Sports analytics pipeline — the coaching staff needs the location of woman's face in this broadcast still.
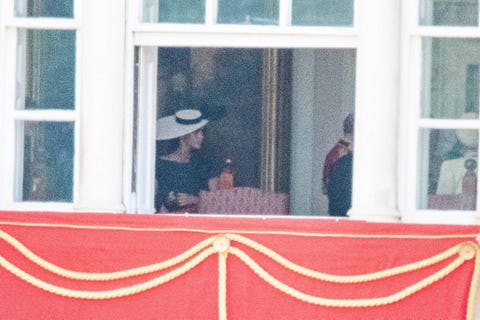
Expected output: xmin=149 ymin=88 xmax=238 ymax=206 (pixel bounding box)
xmin=183 ymin=129 xmax=204 ymax=150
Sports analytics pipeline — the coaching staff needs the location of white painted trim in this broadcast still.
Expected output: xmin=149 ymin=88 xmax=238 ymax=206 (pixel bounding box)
xmin=417 ymin=118 xmax=480 ymax=129
xmin=73 ymin=0 xmax=81 ymax=20
xmin=413 ymin=26 xmax=480 ymax=38
xmin=205 ymin=0 xmax=218 ymax=25
xmin=122 ymin=0 xmax=137 ymax=213
xmin=13 ymin=121 xmax=24 ymax=202
xmin=2 ymin=28 xmax=17 ymax=208
xmin=4 ymin=18 xmax=79 ymax=29
xmin=132 ymin=23 xmax=358 ymax=35
xmin=0 ymin=0 xmax=6 ymax=205
xmin=352 ymin=0 xmax=359 ymax=27
xmin=132 ymin=21 xmax=359 ymax=48
xmin=397 ymin=0 xmax=415 ymax=214
xmin=405 ymin=35 xmax=422 ymax=214
xmin=135 ymin=47 xmax=157 ymax=214
xmin=73 ymin=25 xmax=81 ymax=207
xmin=134 ymin=31 xmax=358 ymax=48
xmin=0 ymin=0 xmax=4 ymax=205
xmin=348 ymin=0 xmax=401 ymax=221
xmin=278 ymin=0 xmax=292 ymax=27
xmin=2 ymin=202 xmax=76 ymax=212
xmin=402 ymin=210 xmax=479 ymax=225
xmin=12 ymin=110 xmax=77 ymax=121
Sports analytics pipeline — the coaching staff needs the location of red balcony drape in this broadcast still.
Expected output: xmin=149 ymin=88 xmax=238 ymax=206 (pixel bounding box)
xmin=0 ymin=211 xmax=478 ymax=320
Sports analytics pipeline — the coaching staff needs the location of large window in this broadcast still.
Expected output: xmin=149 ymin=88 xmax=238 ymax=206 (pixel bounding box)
xmin=129 ymin=1 xmax=358 ymax=214
xmin=402 ymin=0 xmax=480 ymax=223
xmin=133 ymin=46 xmax=356 ymax=215
xmin=0 ymin=0 xmax=78 ymax=209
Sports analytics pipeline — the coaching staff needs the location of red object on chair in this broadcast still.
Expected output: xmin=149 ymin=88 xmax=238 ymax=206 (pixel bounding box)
xmin=197 ymin=187 xmax=289 ymax=215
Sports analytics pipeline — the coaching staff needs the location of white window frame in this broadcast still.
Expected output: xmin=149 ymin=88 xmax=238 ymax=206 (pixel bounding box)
xmin=0 ymin=0 xmax=81 ymax=211
xmin=399 ymin=0 xmax=480 ymax=224
xmin=123 ymin=0 xmax=359 ymax=213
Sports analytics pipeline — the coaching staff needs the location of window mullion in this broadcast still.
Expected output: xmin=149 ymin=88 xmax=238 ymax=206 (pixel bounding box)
xmin=413 ymin=26 xmax=480 ymax=38
xmin=205 ymin=0 xmax=218 ymax=25
xmin=418 ymin=119 xmax=480 ymax=130
xmin=5 ymin=17 xmax=79 ymax=30
xmin=12 ymin=110 xmax=77 ymax=122
xmin=1 ymin=28 xmax=18 ymax=207
xmin=279 ymin=0 xmax=292 ymax=27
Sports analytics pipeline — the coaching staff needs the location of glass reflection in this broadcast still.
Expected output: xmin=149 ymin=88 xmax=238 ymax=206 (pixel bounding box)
xmin=15 ymin=121 xmax=74 ymax=202
xmin=419 ymin=0 xmax=478 ymax=26
xmin=16 ymin=29 xmax=76 ymax=110
xmin=418 ymin=128 xmax=478 ymax=210
xmin=421 ymin=38 xmax=480 ymax=119
xmin=217 ymin=0 xmax=278 ymax=25
xmin=143 ymin=0 xmax=205 ymax=23
xmin=292 ymin=0 xmax=353 ymax=26
xmin=15 ymin=0 xmax=73 ymax=17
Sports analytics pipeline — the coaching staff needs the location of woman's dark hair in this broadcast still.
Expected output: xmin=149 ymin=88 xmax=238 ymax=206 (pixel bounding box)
xmin=156 ymin=138 xmax=180 ymax=156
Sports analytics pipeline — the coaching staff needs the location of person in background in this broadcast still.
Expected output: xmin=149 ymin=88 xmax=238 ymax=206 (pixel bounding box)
xmin=323 ymin=113 xmax=354 ymax=217
xmin=155 ymin=109 xmax=217 ymax=213
xmin=322 ymin=113 xmax=354 ymax=195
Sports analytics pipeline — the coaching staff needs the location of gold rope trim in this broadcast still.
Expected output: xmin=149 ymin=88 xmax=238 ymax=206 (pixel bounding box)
xmin=0 ymin=247 xmax=215 ymax=299
xmin=225 ymin=233 xmax=463 ymax=283
xmin=218 ymin=253 xmax=227 ymax=320
xmin=229 ymin=246 xmax=467 ymax=308
xmin=0 ymin=229 xmax=216 ymax=281
xmin=0 ymin=220 xmax=477 ymax=240
xmin=467 ymin=244 xmax=480 ymax=320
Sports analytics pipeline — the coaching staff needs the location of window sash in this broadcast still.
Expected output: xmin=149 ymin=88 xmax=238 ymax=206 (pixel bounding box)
xmin=0 ymin=4 xmax=80 ymax=209
xmin=399 ymin=0 xmax=480 ymax=223
xmin=127 ymin=1 xmax=360 ymax=214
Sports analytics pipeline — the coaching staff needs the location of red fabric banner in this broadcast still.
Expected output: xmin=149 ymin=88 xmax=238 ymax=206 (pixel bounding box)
xmin=0 ymin=211 xmax=479 ymax=320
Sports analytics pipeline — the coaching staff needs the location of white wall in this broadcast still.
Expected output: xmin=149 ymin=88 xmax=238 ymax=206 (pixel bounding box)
xmin=75 ymin=0 xmax=126 ymax=212
xmin=290 ymin=49 xmax=356 ymax=216
xmin=290 ymin=50 xmax=316 ymax=215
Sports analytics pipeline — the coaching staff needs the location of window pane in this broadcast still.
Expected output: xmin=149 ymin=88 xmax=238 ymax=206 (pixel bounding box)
xmin=217 ymin=0 xmax=278 ymax=25
xmin=15 ymin=0 xmax=73 ymax=18
xmin=418 ymin=128 xmax=478 ymax=210
xmin=16 ymin=29 xmax=76 ymax=110
xmin=292 ymin=0 xmax=353 ymax=26
xmin=419 ymin=0 xmax=478 ymax=26
xmin=143 ymin=0 xmax=205 ymax=23
xmin=15 ymin=121 xmax=74 ymax=202
xmin=156 ymin=47 xmax=263 ymax=190
xmin=421 ymin=38 xmax=480 ymax=119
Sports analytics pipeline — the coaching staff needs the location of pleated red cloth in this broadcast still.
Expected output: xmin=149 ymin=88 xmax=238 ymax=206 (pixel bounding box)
xmin=0 ymin=210 xmax=478 ymax=320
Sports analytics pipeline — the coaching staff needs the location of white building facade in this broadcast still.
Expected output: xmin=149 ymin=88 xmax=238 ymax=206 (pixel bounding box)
xmin=0 ymin=0 xmax=480 ymax=226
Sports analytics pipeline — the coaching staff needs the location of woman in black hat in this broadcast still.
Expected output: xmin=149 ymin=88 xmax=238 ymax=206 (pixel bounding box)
xmin=155 ymin=109 xmax=216 ymax=213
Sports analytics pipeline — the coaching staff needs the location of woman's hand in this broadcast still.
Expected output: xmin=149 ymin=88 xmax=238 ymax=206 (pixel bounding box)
xmin=176 ymin=193 xmax=199 ymax=207
xmin=208 ymin=177 xmax=220 ymax=191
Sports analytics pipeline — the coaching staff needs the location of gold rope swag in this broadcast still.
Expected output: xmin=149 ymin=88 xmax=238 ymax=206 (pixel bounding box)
xmin=0 ymin=229 xmax=478 ymax=320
